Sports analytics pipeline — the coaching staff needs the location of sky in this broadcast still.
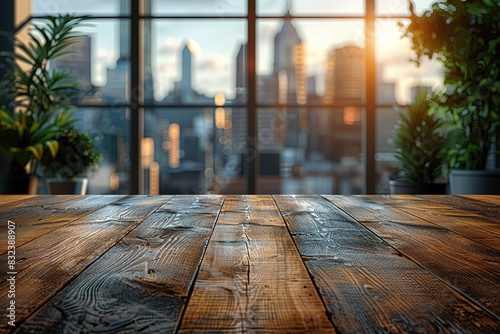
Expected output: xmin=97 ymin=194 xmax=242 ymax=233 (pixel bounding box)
xmin=31 ymin=0 xmax=442 ymax=104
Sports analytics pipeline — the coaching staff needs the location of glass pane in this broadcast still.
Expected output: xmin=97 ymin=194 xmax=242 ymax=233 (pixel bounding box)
xmin=31 ymin=0 xmax=129 ymax=15
xmin=211 ymin=107 xmax=247 ymax=194
xmin=376 ymin=19 xmax=442 ymax=105
xmin=257 ymin=108 xmax=362 ymax=194
xmin=151 ymin=19 xmax=246 ymax=103
xmin=257 ymin=19 xmax=365 ymax=105
xmin=258 ymin=0 xmax=364 ymax=16
xmin=144 ymin=108 xmax=205 ymax=194
xmin=376 ymin=0 xmax=438 ymax=16
xmin=376 ymin=107 xmax=400 ymax=194
xmin=84 ymin=108 xmax=131 ymax=194
xmin=45 ymin=19 xmax=129 ymax=103
xmin=151 ymin=0 xmax=247 ymax=16
xmin=38 ymin=108 xmax=131 ymax=194
xmin=144 ymin=107 xmax=246 ymax=194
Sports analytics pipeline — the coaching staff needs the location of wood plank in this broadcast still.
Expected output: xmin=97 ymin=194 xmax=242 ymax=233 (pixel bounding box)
xmin=323 ymin=195 xmax=500 ymax=318
xmin=164 ymin=194 xmax=227 ymax=214
xmin=359 ymin=195 xmax=500 ymax=250
xmin=418 ymin=194 xmax=500 ymax=223
xmin=0 ymin=195 xmax=35 ymax=206
xmin=273 ymin=195 xmax=396 ymax=257
xmin=178 ymin=195 xmax=335 ymax=333
xmin=15 ymin=195 xmax=224 ymax=333
xmin=0 ymin=195 xmax=82 ymax=221
xmin=0 ymin=195 xmax=171 ymax=332
xmin=0 ymin=195 xmax=126 ymax=248
xmin=275 ymin=195 xmax=499 ymax=333
xmin=461 ymin=195 xmax=500 ymax=206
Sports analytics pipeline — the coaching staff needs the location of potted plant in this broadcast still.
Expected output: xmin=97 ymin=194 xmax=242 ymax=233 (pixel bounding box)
xmin=389 ymin=91 xmax=448 ymax=194
xmin=400 ymin=0 xmax=500 ymax=194
xmin=0 ymin=15 xmax=84 ymax=194
xmin=41 ymin=126 xmax=102 ymax=194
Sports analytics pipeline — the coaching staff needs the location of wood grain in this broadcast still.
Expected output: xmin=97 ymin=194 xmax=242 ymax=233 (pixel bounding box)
xmin=0 ymin=195 xmax=126 ymax=248
xmin=418 ymin=194 xmax=500 ymax=222
xmin=461 ymin=195 xmax=500 ymax=206
xmin=0 ymin=195 xmax=169 ymax=332
xmin=0 ymin=194 xmax=498 ymax=334
xmin=0 ymin=195 xmax=34 ymax=206
xmin=0 ymin=195 xmax=81 ymax=222
xmin=15 ymin=195 xmax=223 ymax=333
xmin=178 ymin=195 xmax=335 ymax=333
xmin=364 ymin=195 xmax=500 ymax=250
xmin=275 ymin=195 xmax=499 ymax=333
xmin=323 ymin=195 xmax=500 ymax=318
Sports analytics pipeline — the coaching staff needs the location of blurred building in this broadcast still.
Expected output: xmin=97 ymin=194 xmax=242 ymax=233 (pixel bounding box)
xmin=51 ymin=35 xmax=93 ymax=95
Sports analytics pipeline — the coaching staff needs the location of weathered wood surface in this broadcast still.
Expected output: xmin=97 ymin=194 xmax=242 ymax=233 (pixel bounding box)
xmin=0 ymin=195 xmax=81 ymax=222
xmin=275 ymin=195 xmax=499 ymax=333
xmin=462 ymin=195 xmax=500 ymax=206
xmin=362 ymin=195 xmax=500 ymax=249
xmin=419 ymin=194 xmax=500 ymax=222
xmin=0 ymin=195 xmax=34 ymax=206
xmin=178 ymin=195 xmax=335 ymax=333
xmin=0 ymin=194 xmax=498 ymax=333
xmin=324 ymin=195 xmax=500 ymax=319
xmin=0 ymin=195 xmax=169 ymax=332
xmin=16 ymin=195 xmax=223 ymax=333
xmin=0 ymin=195 xmax=126 ymax=248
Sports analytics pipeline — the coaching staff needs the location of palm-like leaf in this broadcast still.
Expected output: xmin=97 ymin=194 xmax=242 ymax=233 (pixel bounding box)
xmin=390 ymin=91 xmax=447 ymax=184
xmin=0 ymin=15 xmax=85 ymax=175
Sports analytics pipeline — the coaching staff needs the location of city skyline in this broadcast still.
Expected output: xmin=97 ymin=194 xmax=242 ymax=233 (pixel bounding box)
xmin=33 ymin=0 xmax=443 ymax=104
xmin=38 ymin=0 xmax=437 ymax=194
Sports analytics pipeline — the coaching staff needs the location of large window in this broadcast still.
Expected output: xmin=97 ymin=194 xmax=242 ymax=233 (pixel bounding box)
xmin=5 ymin=0 xmax=441 ymax=194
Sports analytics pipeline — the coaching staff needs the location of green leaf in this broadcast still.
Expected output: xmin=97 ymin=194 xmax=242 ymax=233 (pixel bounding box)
xmin=46 ymin=139 xmax=59 ymax=158
xmin=25 ymin=144 xmax=44 ymax=161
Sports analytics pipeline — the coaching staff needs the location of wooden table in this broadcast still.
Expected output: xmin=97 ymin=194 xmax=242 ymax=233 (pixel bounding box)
xmin=0 ymin=194 xmax=499 ymax=333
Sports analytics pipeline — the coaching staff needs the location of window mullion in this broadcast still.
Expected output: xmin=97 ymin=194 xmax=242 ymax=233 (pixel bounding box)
xmin=247 ymin=0 xmax=258 ymax=194
xmin=131 ymin=0 xmax=143 ymax=194
xmin=364 ymin=0 xmax=376 ymax=194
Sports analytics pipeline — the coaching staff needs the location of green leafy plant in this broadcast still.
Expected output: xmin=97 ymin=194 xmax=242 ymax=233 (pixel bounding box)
xmin=41 ymin=126 xmax=102 ymax=180
xmin=400 ymin=0 xmax=500 ymax=170
xmin=0 ymin=15 xmax=85 ymax=176
xmin=390 ymin=91 xmax=447 ymax=184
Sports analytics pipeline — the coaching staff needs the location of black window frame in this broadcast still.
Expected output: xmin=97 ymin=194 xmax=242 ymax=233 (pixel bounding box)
xmin=1 ymin=0 xmax=415 ymax=194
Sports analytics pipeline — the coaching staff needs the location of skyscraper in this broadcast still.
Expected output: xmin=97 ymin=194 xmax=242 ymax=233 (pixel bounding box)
xmin=273 ymin=0 xmax=306 ymax=105
xmin=180 ymin=42 xmax=193 ymax=100
xmin=102 ymin=0 xmax=154 ymax=102
xmin=143 ymin=0 xmax=154 ymax=102
xmin=235 ymin=43 xmax=247 ymax=100
xmin=324 ymin=45 xmax=365 ymax=104
xmin=51 ymin=35 xmax=93 ymax=95
xmin=118 ymin=0 xmax=129 ymax=62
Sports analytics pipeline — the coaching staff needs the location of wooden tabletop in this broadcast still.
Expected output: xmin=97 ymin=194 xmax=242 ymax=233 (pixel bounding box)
xmin=0 ymin=194 xmax=499 ymax=333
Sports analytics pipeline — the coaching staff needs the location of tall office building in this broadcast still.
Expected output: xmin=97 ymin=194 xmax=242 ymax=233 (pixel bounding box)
xmin=51 ymin=35 xmax=93 ymax=94
xmin=324 ymin=45 xmax=365 ymax=104
xmin=163 ymin=41 xmax=211 ymax=103
xmin=102 ymin=0 xmax=154 ymax=102
xmin=273 ymin=0 xmax=305 ymax=105
xmin=318 ymin=45 xmax=366 ymax=162
xmin=235 ymin=43 xmax=247 ymax=100
xmin=180 ymin=42 xmax=194 ymax=101
xmin=143 ymin=0 xmax=154 ymax=102
xmin=232 ymin=2 xmax=307 ymax=177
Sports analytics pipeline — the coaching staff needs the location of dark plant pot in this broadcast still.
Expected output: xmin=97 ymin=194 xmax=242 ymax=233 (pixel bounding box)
xmin=449 ymin=169 xmax=500 ymax=195
xmin=389 ymin=179 xmax=448 ymax=195
xmin=0 ymin=174 xmax=39 ymax=194
xmin=47 ymin=177 xmax=88 ymax=195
